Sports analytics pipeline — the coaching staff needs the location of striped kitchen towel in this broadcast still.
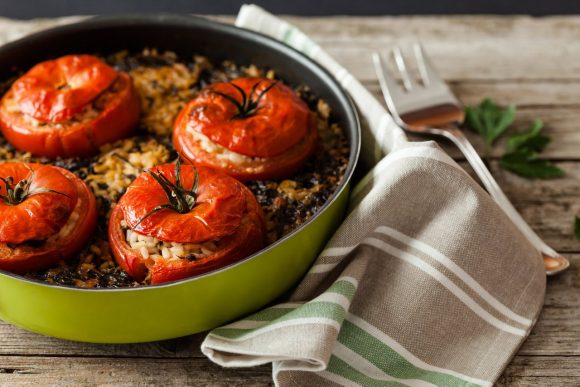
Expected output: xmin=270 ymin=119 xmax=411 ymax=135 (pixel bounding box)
xmin=201 ymin=4 xmax=546 ymax=386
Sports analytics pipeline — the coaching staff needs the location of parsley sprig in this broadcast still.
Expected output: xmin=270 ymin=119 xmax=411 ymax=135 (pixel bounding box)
xmin=464 ymin=98 xmax=564 ymax=179
xmin=465 ymin=98 xmax=576 ymax=243
xmin=465 ymin=98 xmax=515 ymax=159
xmin=499 ymin=119 xmax=565 ymax=179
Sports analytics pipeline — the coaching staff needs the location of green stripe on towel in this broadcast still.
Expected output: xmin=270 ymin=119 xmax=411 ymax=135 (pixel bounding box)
xmin=326 ymin=279 xmax=357 ymax=300
xmin=213 ymin=301 xmax=348 ymax=339
xmin=338 ymin=320 xmax=482 ymax=387
xmin=326 ymin=355 xmax=407 ymax=387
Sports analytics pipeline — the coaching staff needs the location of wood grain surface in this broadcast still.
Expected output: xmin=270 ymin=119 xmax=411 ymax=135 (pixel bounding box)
xmin=0 ymin=15 xmax=579 ymax=386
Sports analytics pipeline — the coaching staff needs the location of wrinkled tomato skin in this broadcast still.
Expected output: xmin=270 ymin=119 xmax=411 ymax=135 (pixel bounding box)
xmin=0 ymin=166 xmax=97 ymax=274
xmin=186 ymin=78 xmax=310 ymax=158
xmin=12 ymin=55 xmax=118 ymax=123
xmin=173 ymin=104 xmax=318 ymax=182
xmin=119 ymin=165 xmax=248 ymax=244
xmin=108 ymin=166 xmax=266 ymax=284
xmin=0 ymin=163 xmax=78 ymax=244
xmin=172 ymin=77 xmax=317 ymax=181
xmin=0 ymin=72 xmax=140 ymax=159
xmin=149 ymin=189 xmax=265 ymax=284
xmin=108 ymin=205 xmax=148 ymax=281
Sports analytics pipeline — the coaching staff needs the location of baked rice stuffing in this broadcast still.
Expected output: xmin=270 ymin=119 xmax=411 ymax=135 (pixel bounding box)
xmin=0 ymin=49 xmax=349 ymax=288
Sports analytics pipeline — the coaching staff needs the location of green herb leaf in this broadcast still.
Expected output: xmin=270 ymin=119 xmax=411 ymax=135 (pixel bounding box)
xmin=506 ymin=119 xmax=550 ymax=153
xmin=499 ymin=119 xmax=564 ymax=179
xmin=465 ymin=98 xmax=515 ymax=156
xmin=575 ymin=216 xmax=580 ymax=240
xmin=499 ymin=149 xmax=565 ymax=179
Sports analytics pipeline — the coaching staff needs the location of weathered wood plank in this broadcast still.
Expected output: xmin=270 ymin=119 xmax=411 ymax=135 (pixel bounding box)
xmin=457 ymin=161 xmax=580 ymax=253
xmin=284 ymin=16 xmax=580 ymax=82
xmin=3 ymin=353 xmax=580 ymax=387
xmin=445 ymin=81 xmax=580 ymax=108
xmin=519 ymin=255 xmax=580 ymax=356
xmin=499 ymin=356 xmax=580 ymax=386
xmin=286 ymin=16 xmax=580 ymax=44
xmin=364 ymin=82 xmax=580 ymax=160
xmin=0 ymin=356 xmax=272 ymax=386
xmin=1 ymin=354 xmax=580 ymax=387
xmin=0 ymin=326 xmax=207 ymax=358
xmin=5 ymin=16 xmax=580 ymax=84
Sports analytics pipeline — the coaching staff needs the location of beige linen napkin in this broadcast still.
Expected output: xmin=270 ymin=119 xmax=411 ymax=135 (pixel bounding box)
xmin=200 ymin=5 xmax=546 ymax=386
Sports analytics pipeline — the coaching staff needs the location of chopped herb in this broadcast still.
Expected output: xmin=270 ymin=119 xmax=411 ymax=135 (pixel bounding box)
xmin=465 ymin=98 xmax=515 ymax=158
xmin=499 ymin=120 xmax=564 ymax=179
xmin=575 ymin=217 xmax=580 ymax=240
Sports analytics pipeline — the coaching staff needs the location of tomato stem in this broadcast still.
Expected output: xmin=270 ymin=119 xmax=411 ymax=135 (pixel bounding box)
xmin=0 ymin=165 xmax=70 ymax=206
xmin=209 ymin=80 xmax=278 ymax=119
xmin=132 ymin=155 xmax=199 ymax=229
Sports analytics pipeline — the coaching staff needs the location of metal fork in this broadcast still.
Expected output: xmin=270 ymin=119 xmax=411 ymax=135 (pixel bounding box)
xmin=372 ymin=44 xmax=569 ymax=275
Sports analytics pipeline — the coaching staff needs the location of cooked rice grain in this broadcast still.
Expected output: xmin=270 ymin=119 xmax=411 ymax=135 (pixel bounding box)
xmin=125 ymin=225 xmax=217 ymax=262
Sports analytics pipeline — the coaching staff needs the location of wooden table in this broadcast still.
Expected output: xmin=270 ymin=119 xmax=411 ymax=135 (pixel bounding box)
xmin=0 ymin=15 xmax=579 ymax=386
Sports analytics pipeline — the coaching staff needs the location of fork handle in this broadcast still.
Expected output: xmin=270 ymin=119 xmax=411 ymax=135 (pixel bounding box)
xmin=441 ymin=126 xmax=569 ymax=275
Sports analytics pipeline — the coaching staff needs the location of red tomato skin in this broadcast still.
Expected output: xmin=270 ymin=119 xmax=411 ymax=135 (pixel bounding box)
xmin=0 ymin=167 xmax=97 ymax=274
xmin=0 ymin=163 xmax=78 ymax=244
xmin=108 ymin=205 xmax=148 ymax=281
xmin=186 ymin=78 xmax=310 ymax=158
xmin=108 ymin=169 xmax=266 ymax=284
xmin=173 ymin=105 xmax=318 ymax=182
xmin=119 ymin=165 xmax=247 ymax=244
xmin=149 ymin=189 xmax=265 ymax=284
xmin=12 ymin=55 xmax=118 ymax=123
xmin=0 ymin=72 xmax=140 ymax=158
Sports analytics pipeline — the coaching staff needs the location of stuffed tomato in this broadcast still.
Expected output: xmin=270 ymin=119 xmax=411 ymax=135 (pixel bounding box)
xmin=0 ymin=162 xmax=97 ymax=273
xmin=0 ymin=55 xmax=140 ymax=158
xmin=173 ymin=77 xmax=317 ymax=181
xmin=108 ymin=159 xmax=266 ymax=284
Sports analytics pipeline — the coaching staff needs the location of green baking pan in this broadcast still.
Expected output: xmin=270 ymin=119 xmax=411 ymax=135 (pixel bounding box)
xmin=0 ymin=14 xmax=360 ymax=343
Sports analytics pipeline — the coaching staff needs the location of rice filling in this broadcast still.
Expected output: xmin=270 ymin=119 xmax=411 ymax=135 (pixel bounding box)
xmin=122 ymin=220 xmax=217 ymax=262
xmin=189 ymin=127 xmax=266 ymax=165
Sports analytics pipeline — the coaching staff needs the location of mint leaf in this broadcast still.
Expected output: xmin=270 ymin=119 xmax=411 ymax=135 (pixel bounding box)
xmin=464 ymin=98 xmax=515 ymax=157
xmin=500 ymin=149 xmax=564 ymax=179
xmin=506 ymin=119 xmax=550 ymax=153
xmin=575 ymin=217 xmax=580 ymax=240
